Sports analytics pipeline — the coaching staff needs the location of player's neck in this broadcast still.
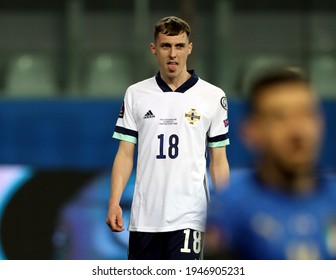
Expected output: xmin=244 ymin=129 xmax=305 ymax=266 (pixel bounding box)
xmin=257 ymin=163 xmax=317 ymax=195
xmin=160 ymin=70 xmax=191 ymax=91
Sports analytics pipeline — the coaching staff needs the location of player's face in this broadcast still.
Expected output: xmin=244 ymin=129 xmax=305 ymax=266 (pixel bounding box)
xmin=150 ymin=32 xmax=192 ymax=82
xmin=245 ymin=82 xmax=323 ymax=174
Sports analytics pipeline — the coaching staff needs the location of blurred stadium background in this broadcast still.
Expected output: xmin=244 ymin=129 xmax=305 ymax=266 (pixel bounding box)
xmin=1 ymin=0 xmax=336 ymax=260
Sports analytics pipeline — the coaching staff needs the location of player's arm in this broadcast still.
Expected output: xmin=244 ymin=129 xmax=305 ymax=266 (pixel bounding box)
xmin=106 ymin=140 xmax=135 ymax=232
xmin=209 ymin=146 xmax=230 ymax=191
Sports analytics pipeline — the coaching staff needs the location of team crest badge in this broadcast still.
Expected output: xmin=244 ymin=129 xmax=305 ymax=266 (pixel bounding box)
xmin=220 ymin=96 xmax=228 ymax=111
xmin=184 ymin=108 xmax=201 ymax=125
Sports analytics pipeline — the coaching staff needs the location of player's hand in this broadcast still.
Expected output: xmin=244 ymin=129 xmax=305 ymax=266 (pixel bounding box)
xmin=106 ymin=203 xmax=125 ymax=232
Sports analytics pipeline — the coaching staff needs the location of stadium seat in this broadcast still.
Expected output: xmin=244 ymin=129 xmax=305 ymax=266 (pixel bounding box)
xmin=4 ymin=53 xmax=58 ymax=97
xmin=83 ymin=53 xmax=131 ymax=98
xmin=310 ymin=55 xmax=336 ymax=98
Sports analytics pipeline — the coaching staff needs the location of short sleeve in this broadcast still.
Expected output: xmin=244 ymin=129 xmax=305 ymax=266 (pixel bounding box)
xmin=112 ymin=88 xmax=138 ymax=144
xmin=207 ymin=93 xmax=230 ymax=148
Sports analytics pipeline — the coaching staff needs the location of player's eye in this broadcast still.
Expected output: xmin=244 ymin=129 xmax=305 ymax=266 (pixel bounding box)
xmin=161 ymin=43 xmax=171 ymax=49
xmin=176 ymin=44 xmax=185 ymax=49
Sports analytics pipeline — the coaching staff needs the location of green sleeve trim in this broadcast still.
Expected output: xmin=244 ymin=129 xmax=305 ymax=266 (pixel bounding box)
xmin=208 ymin=139 xmax=230 ymax=148
xmin=112 ymin=132 xmax=137 ymax=144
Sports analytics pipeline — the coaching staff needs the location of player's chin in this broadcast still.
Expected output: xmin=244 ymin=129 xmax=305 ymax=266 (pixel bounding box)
xmin=165 ymin=70 xmax=180 ymax=79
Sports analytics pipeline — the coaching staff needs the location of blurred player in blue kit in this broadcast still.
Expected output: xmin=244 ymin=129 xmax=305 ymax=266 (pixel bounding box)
xmin=106 ymin=16 xmax=230 ymax=260
xmin=206 ymin=65 xmax=336 ymax=259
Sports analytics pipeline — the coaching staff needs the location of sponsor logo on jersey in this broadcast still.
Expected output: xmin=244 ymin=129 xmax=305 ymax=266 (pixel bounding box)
xmin=184 ymin=108 xmax=201 ymax=125
xmin=143 ymin=110 xmax=155 ymax=119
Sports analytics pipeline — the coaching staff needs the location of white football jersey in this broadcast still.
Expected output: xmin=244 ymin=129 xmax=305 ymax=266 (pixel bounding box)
xmin=113 ymin=71 xmax=229 ymax=232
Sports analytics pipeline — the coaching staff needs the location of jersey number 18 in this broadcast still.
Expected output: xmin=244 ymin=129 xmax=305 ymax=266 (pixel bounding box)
xmin=156 ymin=134 xmax=179 ymax=159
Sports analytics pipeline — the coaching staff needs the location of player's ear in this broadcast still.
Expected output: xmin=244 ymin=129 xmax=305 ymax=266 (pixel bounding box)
xmin=188 ymin=42 xmax=193 ymax=55
xmin=150 ymin=43 xmax=157 ymax=55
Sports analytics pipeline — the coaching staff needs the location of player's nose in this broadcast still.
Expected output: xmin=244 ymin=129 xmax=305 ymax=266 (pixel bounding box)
xmin=169 ymin=47 xmax=177 ymax=58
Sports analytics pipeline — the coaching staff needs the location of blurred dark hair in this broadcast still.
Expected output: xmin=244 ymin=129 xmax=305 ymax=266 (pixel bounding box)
xmin=154 ymin=16 xmax=191 ymax=41
xmin=246 ymin=64 xmax=310 ymax=114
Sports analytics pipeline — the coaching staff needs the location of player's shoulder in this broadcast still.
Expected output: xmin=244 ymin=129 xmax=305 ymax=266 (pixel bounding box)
xmin=127 ymin=76 xmax=156 ymax=91
xmin=196 ymin=77 xmax=226 ymax=96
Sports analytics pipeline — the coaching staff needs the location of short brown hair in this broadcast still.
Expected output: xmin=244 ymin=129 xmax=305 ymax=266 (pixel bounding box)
xmin=154 ymin=16 xmax=191 ymax=41
xmin=246 ymin=64 xmax=310 ymax=114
